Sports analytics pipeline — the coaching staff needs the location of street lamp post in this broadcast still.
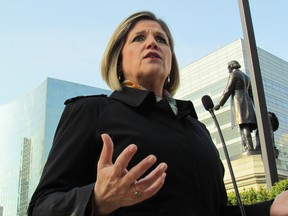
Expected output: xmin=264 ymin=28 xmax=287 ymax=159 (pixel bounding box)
xmin=237 ymin=0 xmax=278 ymax=188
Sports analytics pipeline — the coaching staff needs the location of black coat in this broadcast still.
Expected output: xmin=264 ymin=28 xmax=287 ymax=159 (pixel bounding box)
xmin=28 ymin=87 xmax=272 ymax=216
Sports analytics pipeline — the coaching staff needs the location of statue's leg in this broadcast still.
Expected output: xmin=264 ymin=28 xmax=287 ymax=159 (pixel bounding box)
xmin=270 ymin=128 xmax=279 ymax=158
xmin=240 ymin=127 xmax=247 ymax=150
xmin=255 ymin=129 xmax=260 ymax=150
xmin=271 ymin=129 xmax=276 ymax=153
xmin=240 ymin=126 xmax=254 ymax=151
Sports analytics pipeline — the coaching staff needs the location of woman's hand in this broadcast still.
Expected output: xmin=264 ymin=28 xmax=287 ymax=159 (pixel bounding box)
xmin=270 ymin=190 xmax=288 ymax=216
xmin=93 ymin=134 xmax=168 ymax=216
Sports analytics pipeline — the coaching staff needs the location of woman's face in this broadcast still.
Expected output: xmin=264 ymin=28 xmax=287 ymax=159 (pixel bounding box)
xmin=121 ymin=20 xmax=172 ymax=93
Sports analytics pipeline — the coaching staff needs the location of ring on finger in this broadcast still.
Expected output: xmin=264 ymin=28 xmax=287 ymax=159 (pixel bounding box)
xmin=133 ymin=184 xmax=142 ymax=197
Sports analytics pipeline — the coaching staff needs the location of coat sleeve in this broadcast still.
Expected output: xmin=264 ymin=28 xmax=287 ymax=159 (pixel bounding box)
xmin=28 ymin=97 xmax=106 ymax=216
xmin=218 ymin=73 xmax=238 ymax=107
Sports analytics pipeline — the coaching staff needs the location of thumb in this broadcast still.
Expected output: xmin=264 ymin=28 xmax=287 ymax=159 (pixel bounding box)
xmin=98 ymin=133 xmax=114 ymax=170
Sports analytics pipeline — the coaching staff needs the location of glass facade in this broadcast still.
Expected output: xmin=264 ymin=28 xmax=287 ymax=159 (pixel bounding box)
xmin=17 ymin=138 xmax=32 ymax=216
xmin=0 ymin=78 xmax=111 ymax=216
xmin=175 ymin=39 xmax=288 ymax=187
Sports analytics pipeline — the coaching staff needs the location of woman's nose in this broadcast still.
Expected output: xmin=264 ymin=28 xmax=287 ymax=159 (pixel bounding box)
xmin=146 ymin=36 xmax=159 ymax=49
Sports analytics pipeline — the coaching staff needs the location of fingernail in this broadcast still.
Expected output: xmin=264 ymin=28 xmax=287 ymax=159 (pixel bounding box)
xmin=128 ymin=144 xmax=136 ymax=152
xmin=160 ymin=163 xmax=168 ymax=171
xmin=147 ymin=155 xmax=156 ymax=163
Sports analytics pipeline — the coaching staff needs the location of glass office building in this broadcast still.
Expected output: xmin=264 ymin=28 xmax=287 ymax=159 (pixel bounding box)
xmin=0 ymin=78 xmax=111 ymax=216
xmin=175 ymin=38 xmax=288 ymax=189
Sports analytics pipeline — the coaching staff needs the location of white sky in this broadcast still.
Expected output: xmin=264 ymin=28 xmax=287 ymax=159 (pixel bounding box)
xmin=0 ymin=0 xmax=287 ymax=104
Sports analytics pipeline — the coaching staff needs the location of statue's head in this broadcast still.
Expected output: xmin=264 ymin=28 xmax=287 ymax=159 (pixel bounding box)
xmin=227 ymin=60 xmax=241 ymax=72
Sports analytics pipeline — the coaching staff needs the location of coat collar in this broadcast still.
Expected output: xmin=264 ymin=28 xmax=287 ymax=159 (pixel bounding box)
xmin=110 ymin=87 xmax=156 ymax=107
xmin=110 ymin=87 xmax=198 ymax=119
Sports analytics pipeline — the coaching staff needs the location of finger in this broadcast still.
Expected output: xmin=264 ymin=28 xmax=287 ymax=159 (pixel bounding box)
xmin=124 ymin=155 xmax=157 ymax=184
xmin=141 ymin=173 xmax=167 ymax=196
xmin=135 ymin=162 xmax=168 ymax=191
xmin=132 ymin=172 xmax=167 ymax=201
xmin=270 ymin=191 xmax=288 ymax=215
xmin=98 ymin=134 xmax=114 ymax=170
xmin=113 ymin=144 xmax=138 ymax=176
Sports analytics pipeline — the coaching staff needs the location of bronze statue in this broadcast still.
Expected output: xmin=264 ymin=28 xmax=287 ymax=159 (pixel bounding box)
xmin=255 ymin=111 xmax=279 ymax=158
xmin=214 ymin=60 xmax=257 ymax=152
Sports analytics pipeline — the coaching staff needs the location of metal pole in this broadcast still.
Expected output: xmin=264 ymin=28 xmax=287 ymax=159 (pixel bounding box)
xmin=237 ymin=0 xmax=278 ymax=188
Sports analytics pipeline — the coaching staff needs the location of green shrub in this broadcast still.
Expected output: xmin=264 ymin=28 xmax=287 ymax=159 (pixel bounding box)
xmin=227 ymin=178 xmax=288 ymax=205
xmin=269 ymin=178 xmax=288 ymax=199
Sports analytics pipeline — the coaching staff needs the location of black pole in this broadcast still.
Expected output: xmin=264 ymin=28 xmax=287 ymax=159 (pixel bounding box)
xmin=237 ymin=0 xmax=278 ymax=188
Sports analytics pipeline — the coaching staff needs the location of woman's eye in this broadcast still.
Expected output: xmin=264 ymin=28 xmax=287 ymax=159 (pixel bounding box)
xmin=156 ymin=36 xmax=167 ymax=44
xmin=132 ymin=35 xmax=144 ymax=42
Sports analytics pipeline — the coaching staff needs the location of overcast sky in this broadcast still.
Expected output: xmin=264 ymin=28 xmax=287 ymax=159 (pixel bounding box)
xmin=1 ymin=0 xmax=287 ymax=104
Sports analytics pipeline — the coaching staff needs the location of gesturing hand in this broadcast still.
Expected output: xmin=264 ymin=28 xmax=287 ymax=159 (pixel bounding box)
xmin=270 ymin=190 xmax=288 ymax=216
xmin=93 ymin=134 xmax=168 ymax=216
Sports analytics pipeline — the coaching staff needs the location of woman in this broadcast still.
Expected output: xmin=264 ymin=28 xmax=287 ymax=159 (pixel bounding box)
xmin=28 ymin=11 xmax=288 ymax=216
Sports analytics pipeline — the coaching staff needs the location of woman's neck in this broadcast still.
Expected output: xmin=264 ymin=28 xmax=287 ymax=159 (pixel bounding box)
xmin=122 ymin=80 xmax=163 ymax=97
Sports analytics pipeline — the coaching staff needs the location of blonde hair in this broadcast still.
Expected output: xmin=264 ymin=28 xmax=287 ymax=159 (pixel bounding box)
xmin=101 ymin=11 xmax=180 ymax=95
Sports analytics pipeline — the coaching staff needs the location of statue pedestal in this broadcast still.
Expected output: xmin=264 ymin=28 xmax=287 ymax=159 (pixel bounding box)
xmin=222 ymin=152 xmax=285 ymax=192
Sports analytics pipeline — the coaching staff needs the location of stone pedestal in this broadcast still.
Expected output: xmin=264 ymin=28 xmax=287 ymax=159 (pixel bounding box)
xmin=223 ymin=153 xmax=286 ymax=192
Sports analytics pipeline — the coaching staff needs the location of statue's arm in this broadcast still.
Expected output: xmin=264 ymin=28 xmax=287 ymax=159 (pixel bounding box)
xmin=217 ymin=74 xmax=236 ymax=106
